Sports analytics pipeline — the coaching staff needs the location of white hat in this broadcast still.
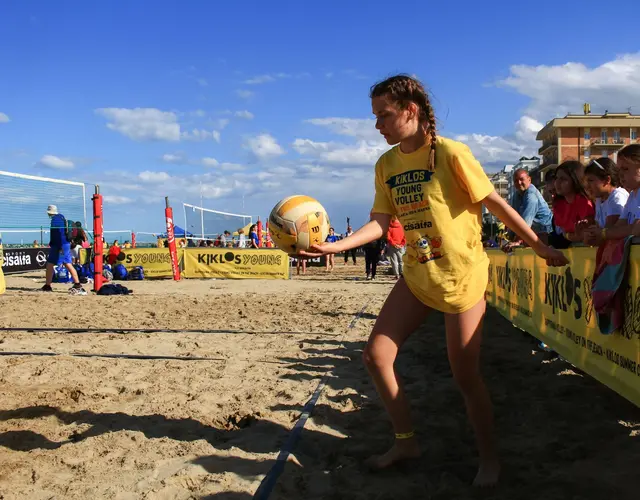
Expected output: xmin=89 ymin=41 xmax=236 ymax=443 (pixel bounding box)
xmin=47 ymin=205 xmax=58 ymax=215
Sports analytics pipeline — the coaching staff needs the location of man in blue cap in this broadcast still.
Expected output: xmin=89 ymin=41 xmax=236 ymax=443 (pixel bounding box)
xmin=40 ymin=204 xmax=87 ymax=295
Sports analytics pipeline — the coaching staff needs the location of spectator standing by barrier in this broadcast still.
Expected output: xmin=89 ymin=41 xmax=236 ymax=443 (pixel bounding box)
xmin=584 ymin=145 xmax=640 ymax=244
xmin=510 ymin=169 xmax=553 ymax=240
xmin=40 ymin=205 xmax=86 ymax=295
xmin=237 ymin=228 xmax=247 ymax=248
xmin=549 ymin=161 xmax=594 ymax=248
xmin=325 ymin=227 xmax=338 ymax=271
xmin=363 ymin=237 xmax=382 ymax=280
xmin=249 ymin=224 xmax=259 ymax=249
xmin=582 ymin=158 xmax=628 ymax=234
xmin=343 ymin=225 xmax=357 ymax=265
xmin=386 ymin=216 xmax=405 ymax=279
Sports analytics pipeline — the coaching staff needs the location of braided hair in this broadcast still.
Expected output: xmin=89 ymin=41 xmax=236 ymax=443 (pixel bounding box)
xmin=370 ymin=74 xmax=437 ymax=171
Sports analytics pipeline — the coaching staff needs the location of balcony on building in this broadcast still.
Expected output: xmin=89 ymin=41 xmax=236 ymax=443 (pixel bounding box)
xmin=538 ymin=137 xmax=558 ymax=155
xmin=590 ymin=138 xmax=626 ymax=148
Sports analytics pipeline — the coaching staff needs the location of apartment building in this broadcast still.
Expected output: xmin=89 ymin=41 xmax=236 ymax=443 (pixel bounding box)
xmin=531 ymin=107 xmax=640 ymax=193
xmin=490 ymin=169 xmax=511 ymax=202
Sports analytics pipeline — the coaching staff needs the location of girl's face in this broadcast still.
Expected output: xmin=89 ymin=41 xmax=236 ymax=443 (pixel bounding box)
xmin=554 ymin=169 xmax=575 ymax=197
xmin=329 ymin=228 xmax=334 ymax=235
xmin=619 ymin=158 xmax=640 ymax=191
xmin=372 ymin=95 xmax=420 ymax=145
xmin=584 ymin=174 xmax=609 ymax=198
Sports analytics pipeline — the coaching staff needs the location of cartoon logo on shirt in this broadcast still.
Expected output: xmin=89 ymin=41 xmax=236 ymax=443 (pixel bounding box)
xmin=408 ymin=234 xmax=443 ymax=264
xmin=386 ymin=169 xmax=432 ymax=215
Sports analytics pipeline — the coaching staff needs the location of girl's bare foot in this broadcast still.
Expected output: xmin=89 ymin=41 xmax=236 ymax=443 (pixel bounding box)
xmin=472 ymin=460 xmax=500 ymax=487
xmin=365 ymin=438 xmax=421 ymax=470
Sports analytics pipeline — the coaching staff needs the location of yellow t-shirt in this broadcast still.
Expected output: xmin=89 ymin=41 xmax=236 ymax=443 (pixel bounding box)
xmin=372 ymin=136 xmax=494 ymax=313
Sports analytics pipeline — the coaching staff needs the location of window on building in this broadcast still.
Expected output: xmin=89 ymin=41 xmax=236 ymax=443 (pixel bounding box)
xmin=584 ymin=128 xmax=590 ymax=140
xmin=613 ymin=129 xmax=620 ymax=143
xmin=584 ymin=148 xmax=591 ymax=159
xmin=632 ymin=128 xmax=638 ymax=141
xmin=601 ymin=128 xmax=608 ymax=142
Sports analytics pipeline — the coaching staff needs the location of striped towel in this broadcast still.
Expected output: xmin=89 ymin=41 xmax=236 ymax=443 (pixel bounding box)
xmin=591 ymin=236 xmax=633 ymax=334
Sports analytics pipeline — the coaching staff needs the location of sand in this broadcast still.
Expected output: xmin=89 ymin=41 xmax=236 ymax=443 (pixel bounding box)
xmin=0 ymin=263 xmax=638 ymax=500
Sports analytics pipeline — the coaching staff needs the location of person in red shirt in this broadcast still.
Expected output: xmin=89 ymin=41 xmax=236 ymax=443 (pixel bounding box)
xmin=551 ymin=161 xmax=595 ymax=247
xmin=386 ymin=216 xmax=406 ymax=279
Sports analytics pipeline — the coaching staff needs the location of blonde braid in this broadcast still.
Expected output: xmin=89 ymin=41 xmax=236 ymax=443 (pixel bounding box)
xmin=426 ymin=101 xmax=437 ymax=171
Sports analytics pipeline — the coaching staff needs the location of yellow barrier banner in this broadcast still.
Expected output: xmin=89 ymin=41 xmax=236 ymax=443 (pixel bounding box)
xmin=183 ymin=248 xmax=289 ymax=279
xmin=487 ymin=247 xmax=640 ymax=408
xmin=118 ymin=248 xmax=184 ymax=278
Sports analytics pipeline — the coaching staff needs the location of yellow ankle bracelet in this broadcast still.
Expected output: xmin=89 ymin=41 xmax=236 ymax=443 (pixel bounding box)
xmin=395 ymin=431 xmax=415 ymax=440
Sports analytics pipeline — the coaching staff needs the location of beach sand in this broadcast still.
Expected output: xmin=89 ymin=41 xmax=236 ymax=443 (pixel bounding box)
xmin=0 ymin=263 xmax=638 ymax=499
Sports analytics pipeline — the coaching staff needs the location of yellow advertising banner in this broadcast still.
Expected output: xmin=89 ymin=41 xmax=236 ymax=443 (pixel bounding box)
xmin=487 ymin=247 xmax=640 ymax=408
xmin=183 ymin=248 xmax=289 ymax=280
xmin=117 ymin=248 xmax=182 ymax=278
xmin=0 ymin=247 xmax=4 ymax=294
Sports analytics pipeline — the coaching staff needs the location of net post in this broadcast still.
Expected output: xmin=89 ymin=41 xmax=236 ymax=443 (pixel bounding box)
xmin=164 ymin=197 xmax=181 ymax=281
xmin=131 ymin=232 xmax=136 ymax=249
xmin=92 ymin=185 xmax=104 ymax=292
xmin=257 ymin=217 xmax=263 ymax=248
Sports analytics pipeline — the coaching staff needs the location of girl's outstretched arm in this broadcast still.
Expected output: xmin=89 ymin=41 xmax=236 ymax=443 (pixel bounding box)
xmin=301 ymin=213 xmax=391 ymax=257
xmin=483 ymin=191 xmax=568 ymax=266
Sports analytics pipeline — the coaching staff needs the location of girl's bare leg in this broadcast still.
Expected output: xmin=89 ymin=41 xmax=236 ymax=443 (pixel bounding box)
xmin=444 ymin=299 xmax=500 ymax=487
xmin=363 ymin=278 xmax=430 ymax=469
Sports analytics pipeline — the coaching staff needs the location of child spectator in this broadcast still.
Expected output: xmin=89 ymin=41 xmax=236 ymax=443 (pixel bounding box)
xmin=549 ymin=161 xmax=595 ymax=248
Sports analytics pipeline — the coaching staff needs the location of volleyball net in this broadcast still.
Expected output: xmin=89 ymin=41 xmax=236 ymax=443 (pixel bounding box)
xmin=0 ymin=170 xmax=88 ymax=247
xmin=182 ymin=203 xmax=253 ymax=243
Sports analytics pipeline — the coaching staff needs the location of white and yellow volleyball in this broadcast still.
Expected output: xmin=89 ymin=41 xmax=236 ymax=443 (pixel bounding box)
xmin=268 ymin=195 xmax=330 ymax=254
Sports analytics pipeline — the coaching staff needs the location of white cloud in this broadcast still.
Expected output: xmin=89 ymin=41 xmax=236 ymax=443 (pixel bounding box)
xmin=453 ymin=53 xmax=640 ymax=168
xmin=201 ymin=157 xmax=219 ymax=167
xmin=244 ymin=74 xmax=276 ymax=84
xmin=243 ymin=72 xmax=309 ymax=85
xmin=138 ymin=171 xmax=171 ymax=183
xmin=37 ymin=155 xmax=75 ymax=170
xmin=103 ymin=195 xmax=133 ymax=204
xmin=196 ymin=78 xmax=208 ymax=87
xmin=234 ymin=110 xmax=254 ymax=120
xmin=498 ymin=52 xmax=640 ymax=119
xmin=162 ymin=153 xmax=186 ymax=164
xmin=214 ymin=118 xmax=230 ymax=130
xmin=96 ymin=108 xmax=181 ymax=141
xmin=292 ymin=138 xmax=387 ymax=166
xmin=191 ymin=109 xmax=207 ymax=118
xmin=236 ymin=89 xmax=255 ymax=100
xmin=0 ymin=112 xmax=10 ymax=123
xmin=244 ymin=133 xmax=285 ymax=160
xmin=96 ymin=107 xmax=221 ymax=143
xmin=305 ymin=117 xmax=381 ymax=141
xmin=219 ymin=162 xmax=245 ymax=171
xmin=181 ymin=128 xmax=220 ymax=142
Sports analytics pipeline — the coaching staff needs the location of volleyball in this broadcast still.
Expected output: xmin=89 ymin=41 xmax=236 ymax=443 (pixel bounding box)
xmin=268 ymin=195 xmax=330 ymax=254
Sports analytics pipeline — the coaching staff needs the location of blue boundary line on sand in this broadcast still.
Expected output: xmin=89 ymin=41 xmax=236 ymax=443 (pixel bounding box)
xmin=252 ymin=302 xmax=370 ymax=500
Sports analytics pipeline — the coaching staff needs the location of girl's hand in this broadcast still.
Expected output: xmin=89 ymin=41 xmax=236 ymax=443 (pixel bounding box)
xmin=297 ymin=242 xmax=340 ymax=259
xmin=583 ymin=227 xmax=604 ymax=246
xmin=535 ymin=245 xmax=569 ymax=267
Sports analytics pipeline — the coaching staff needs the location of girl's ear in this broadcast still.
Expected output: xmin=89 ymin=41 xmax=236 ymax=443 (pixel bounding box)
xmin=406 ymin=101 xmax=419 ymax=120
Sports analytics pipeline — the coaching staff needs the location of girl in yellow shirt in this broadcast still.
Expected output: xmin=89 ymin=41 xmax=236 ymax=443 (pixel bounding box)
xmin=304 ymin=75 xmax=568 ymax=487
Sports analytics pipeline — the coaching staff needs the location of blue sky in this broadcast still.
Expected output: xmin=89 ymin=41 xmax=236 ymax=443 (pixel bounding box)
xmin=1 ymin=0 xmax=640 ymax=236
